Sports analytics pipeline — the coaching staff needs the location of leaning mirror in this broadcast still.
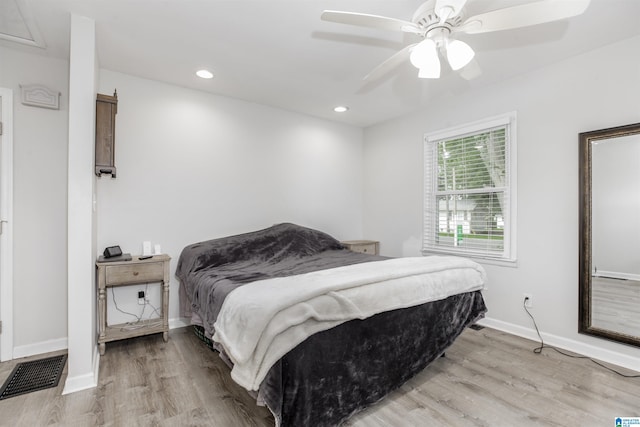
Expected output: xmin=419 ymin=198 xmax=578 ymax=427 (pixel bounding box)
xmin=579 ymin=122 xmax=640 ymax=347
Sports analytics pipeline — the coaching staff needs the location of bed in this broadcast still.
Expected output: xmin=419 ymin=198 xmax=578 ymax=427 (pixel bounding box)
xmin=176 ymin=223 xmax=487 ymax=426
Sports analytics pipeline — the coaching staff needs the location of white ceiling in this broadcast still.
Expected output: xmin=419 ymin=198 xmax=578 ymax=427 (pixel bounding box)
xmin=3 ymin=0 xmax=640 ymax=127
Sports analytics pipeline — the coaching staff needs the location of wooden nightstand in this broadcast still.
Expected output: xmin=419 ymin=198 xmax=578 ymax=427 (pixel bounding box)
xmin=341 ymin=240 xmax=380 ymax=255
xmin=96 ymin=254 xmax=171 ymax=355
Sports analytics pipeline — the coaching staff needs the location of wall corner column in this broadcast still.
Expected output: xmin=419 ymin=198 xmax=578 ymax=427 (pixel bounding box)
xmin=64 ymin=13 xmax=99 ymax=394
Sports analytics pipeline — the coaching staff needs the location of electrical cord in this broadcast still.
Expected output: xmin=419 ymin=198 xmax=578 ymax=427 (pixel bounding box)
xmin=143 ymin=282 xmax=163 ymax=318
xmin=111 ymin=287 xmax=142 ymax=322
xmin=111 ymin=285 xmax=163 ymax=332
xmin=523 ymin=297 xmax=640 ymax=378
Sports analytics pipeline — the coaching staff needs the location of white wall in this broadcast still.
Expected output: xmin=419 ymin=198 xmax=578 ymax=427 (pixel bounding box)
xmin=363 ymin=35 xmax=640 ymax=364
xmin=3 ymin=19 xmax=638 ymax=374
xmin=0 ymin=46 xmax=69 ymax=356
xmin=96 ymin=70 xmax=364 ymax=324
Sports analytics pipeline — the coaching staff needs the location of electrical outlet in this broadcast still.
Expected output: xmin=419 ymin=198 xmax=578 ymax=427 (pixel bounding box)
xmin=138 ymin=291 xmax=145 ymax=305
xmin=523 ymin=293 xmax=533 ymax=308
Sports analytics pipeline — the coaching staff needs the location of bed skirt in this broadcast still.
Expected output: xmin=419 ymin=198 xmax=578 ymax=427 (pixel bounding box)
xmin=196 ymin=290 xmax=486 ymax=427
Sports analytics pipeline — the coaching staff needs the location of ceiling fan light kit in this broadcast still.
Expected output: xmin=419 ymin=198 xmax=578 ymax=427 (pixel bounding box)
xmin=409 ymin=29 xmax=475 ymax=78
xmin=446 ymin=39 xmax=475 ymax=71
xmin=321 ymin=0 xmax=591 ymax=82
xmin=410 ymin=39 xmax=440 ymax=78
xmin=418 ymin=64 xmax=440 ymax=79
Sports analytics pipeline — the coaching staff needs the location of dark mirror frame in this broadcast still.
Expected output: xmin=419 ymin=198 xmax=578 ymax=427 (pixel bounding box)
xmin=579 ymin=122 xmax=640 ymax=347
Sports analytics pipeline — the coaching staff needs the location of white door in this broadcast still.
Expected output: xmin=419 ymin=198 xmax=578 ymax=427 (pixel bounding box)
xmin=0 ymin=88 xmax=14 ymax=361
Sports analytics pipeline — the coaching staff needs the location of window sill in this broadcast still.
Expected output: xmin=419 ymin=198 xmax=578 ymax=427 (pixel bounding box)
xmin=421 ymin=249 xmax=518 ymax=268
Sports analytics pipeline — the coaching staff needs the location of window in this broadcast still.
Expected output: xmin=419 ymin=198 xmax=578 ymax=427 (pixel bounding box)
xmin=423 ymin=113 xmax=517 ymax=262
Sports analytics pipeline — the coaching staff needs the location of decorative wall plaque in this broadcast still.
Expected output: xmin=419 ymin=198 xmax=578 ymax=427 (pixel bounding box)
xmin=20 ymin=84 xmax=60 ymax=109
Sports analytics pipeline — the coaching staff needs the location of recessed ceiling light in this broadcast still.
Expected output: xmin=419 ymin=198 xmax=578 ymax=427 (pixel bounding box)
xmin=333 ymin=106 xmax=349 ymax=113
xmin=196 ymin=69 xmax=214 ymax=79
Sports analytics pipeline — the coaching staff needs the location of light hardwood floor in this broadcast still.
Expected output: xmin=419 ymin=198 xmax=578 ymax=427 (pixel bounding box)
xmin=0 ymin=326 xmax=638 ymax=427
xmin=592 ymin=277 xmax=640 ymax=337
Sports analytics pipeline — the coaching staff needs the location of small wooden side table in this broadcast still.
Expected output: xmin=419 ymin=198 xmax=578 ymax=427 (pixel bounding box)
xmin=341 ymin=240 xmax=380 ymax=255
xmin=96 ymin=254 xmax=171 ymax=355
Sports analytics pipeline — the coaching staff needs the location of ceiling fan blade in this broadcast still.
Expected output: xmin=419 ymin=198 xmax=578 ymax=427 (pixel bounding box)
xmin=435 ymin=0 xmax=469 ymax=20
xmin=321 ymin=10 xmax=422 ymax=34
xmin=456 ymin=0 xmax=591 ymax=34
xmin=363 ymin=43 xmax=418 ymax=83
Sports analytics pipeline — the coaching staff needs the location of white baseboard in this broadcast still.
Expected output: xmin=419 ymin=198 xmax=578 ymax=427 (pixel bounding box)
xmin=477 ymin=317 xmax=640 ymax=373
xmin=62 ymin=345 xmax=100 ymax=395
xmin=12 ymin=337 xmax=68 ymax=359
xmin=8 ymin=318 xmax=191 ymax=395
xmin=9 ymin=317 xmax=191 ymax=361
xmin=62 ymin=346 xmax=99 ymax=395
xmin=62 ymin=320 xmax=190 ymax=394
xmin=10 ymin=317 xmax=638 ymax=376
xmin=594 ymin=270 xmax=640 ymax=281
xmin=169 ymin=317 xmax=191 ymax=329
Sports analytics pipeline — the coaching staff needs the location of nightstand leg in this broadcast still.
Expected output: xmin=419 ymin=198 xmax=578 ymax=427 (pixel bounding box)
xmin=162 ymin=277 xmax=170 ymax=342
xmin=98 ymin=286 xmax=107 ymax=353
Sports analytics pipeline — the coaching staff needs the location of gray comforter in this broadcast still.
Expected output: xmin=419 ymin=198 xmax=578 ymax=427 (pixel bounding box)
xmin=176 ymin=223 xmax=487 ymax=426
xmin=176 ymin=222 xmax=386 ymax=339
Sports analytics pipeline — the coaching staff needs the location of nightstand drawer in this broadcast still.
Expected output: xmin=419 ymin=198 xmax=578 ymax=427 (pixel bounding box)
xmin=105 ymin=262 xmax=163 ymax=285
xmin=353 ymin=243 xmax=377 ymax=254
xmin=341 ymin=240 xmax=380 ymax=255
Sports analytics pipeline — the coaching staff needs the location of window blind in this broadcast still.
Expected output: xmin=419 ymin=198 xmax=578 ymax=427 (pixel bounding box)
xmin=423 ymin=121 xmax=512 ymax=259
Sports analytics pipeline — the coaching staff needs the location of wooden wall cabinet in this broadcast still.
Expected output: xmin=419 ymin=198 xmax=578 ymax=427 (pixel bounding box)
xmin=95 ymin=90 xmax=118 ymax=177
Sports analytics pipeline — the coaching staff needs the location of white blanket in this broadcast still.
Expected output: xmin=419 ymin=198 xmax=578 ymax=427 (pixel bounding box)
xmin=213 ymin=255 xmax=486 ymax=391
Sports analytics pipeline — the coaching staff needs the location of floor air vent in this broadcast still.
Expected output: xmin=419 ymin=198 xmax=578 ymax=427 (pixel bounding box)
xmin=469 ymin=324 xmax=485 ymax=331
xmin=0 ymin=354 xmax=67 ymax=400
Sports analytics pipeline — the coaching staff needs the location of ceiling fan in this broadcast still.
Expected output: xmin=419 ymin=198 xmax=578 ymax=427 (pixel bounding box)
xmin=321 ymin=0 xmax=591 ymax=81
